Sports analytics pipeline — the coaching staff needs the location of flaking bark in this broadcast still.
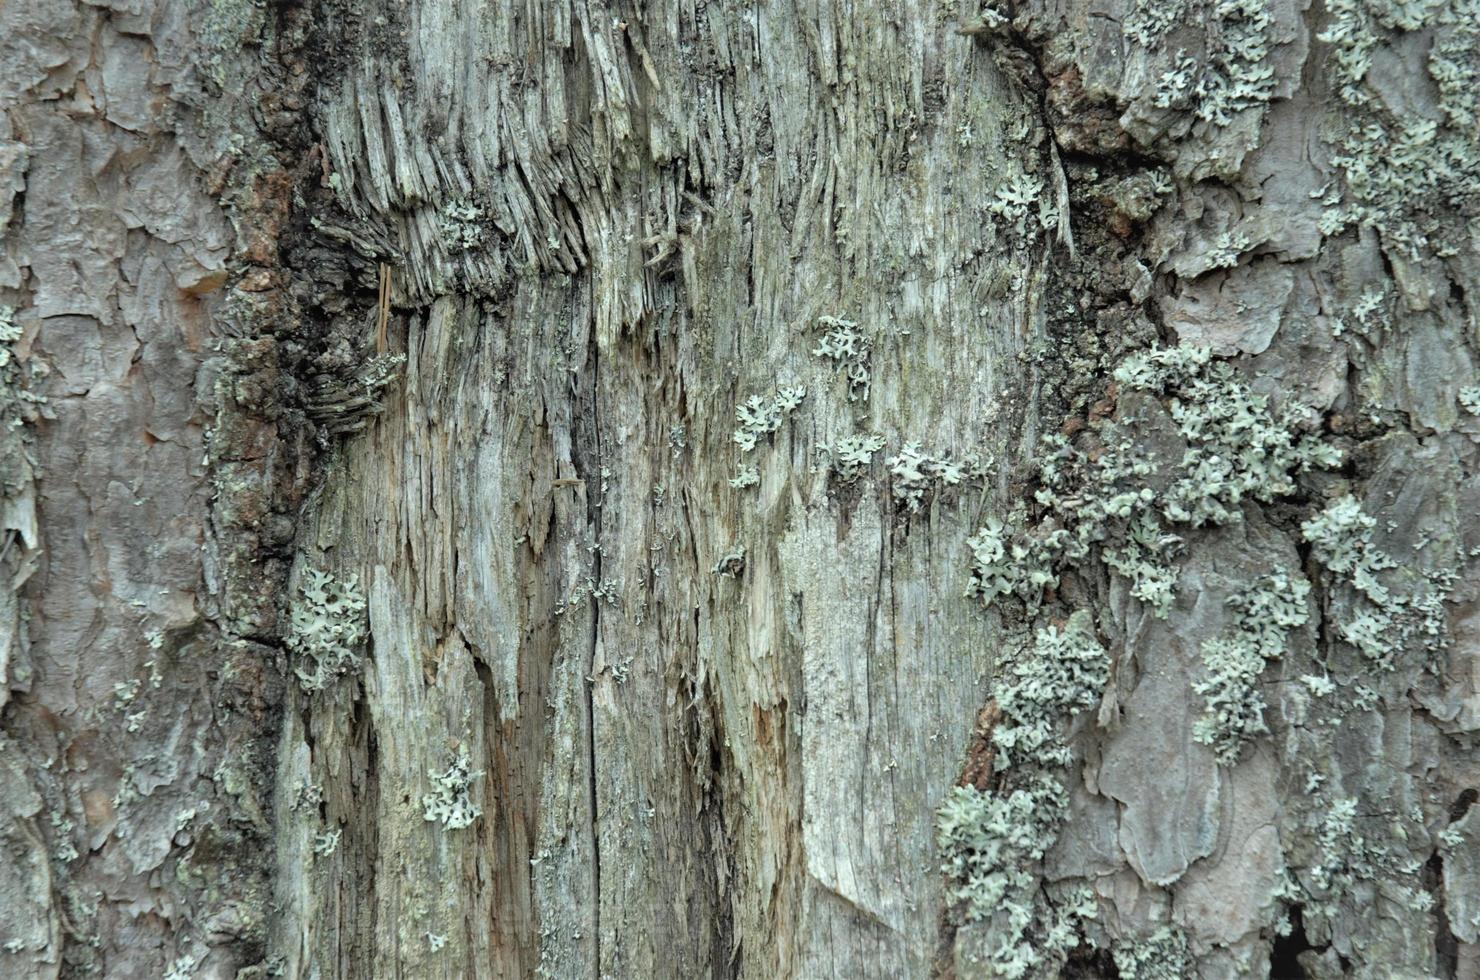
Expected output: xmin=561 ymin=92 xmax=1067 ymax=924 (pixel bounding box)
xmin=1 ymin=0 xmax=1477 ymax=978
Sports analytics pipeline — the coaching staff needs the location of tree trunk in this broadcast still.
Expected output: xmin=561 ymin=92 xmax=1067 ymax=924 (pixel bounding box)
xmin=2 ymin=0 xmax=1477 ymax=977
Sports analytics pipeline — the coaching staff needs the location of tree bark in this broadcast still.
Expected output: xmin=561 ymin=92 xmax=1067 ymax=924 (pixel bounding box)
xmin=2 ymin=0 xmax=1477 ymax=978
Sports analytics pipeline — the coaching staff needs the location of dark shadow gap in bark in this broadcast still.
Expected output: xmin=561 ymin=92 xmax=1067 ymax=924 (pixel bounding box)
xmin=1268 ymin=905 xmax=1326 ymax=980
xmin=1427 ymin=851 xmax=1460 ymax=980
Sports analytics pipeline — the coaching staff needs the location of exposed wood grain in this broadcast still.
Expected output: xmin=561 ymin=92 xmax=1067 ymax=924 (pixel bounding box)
xmin=3 ymin=0 xmax=1478 ymax=976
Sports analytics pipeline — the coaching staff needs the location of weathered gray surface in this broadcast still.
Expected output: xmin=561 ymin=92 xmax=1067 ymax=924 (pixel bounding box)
xmin=280 ymin=5 xmax=1031 ymax=976
xmin=1 ymin=0 xmax=1477 ymax=977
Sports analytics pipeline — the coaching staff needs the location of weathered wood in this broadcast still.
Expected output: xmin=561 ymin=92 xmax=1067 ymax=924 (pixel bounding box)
xmin=2 ymin=0 xmax=1478 ymax=976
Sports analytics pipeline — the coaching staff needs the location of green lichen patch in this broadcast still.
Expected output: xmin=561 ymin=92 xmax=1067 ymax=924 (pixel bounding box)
xmin=1192 ymin=568 xmax=1312 ymax=763
xmin=312 ymin=827 xmax=342 ymax=857
xmin=990 ymin=612 xmax=1110 ymax=771
xmin=1295 ymin=795 xmax=1433 ymax=943
xmin=1317 ymin=0 xmax=1480 ymax=254
xmin=1301 ymin=495 xmax=1449 ymax=670
xmin=824 ymin=432 xmax=887 ymax=482
xmin=729 ymin=386 xmax=805 ymax=489
xmin=1134 ymin=0 xmax=1280 ymax=128
xmin=936 ymin=612 xmax=1108 ymax=977
xmin=1438 ymin=805 xmax=1480 ymax=943
xmin=287 ymin=568 xmax=368 ymax=692
xmin=987 ymin=172 xmax=1062 ymax=241
xmin=0 ymin=306 xmax=19 ymax=366
xmin=967 ymin=345 xmax=1339 ymax=618
xmin=1111 ymin=925 xmax=1192 ymax=980
xmin=733 ymin=387 xmax=806 ymax=453
xmin=810 ymin=315 xmax=872 ymax=402
xmin=438 ymin=199 xmax=488 ymax=251
xmin=1 ymin=305 xmax=43 ymax=498
xmin=886 ymin=442 xmax=983 ymax=513
xmin=421 ymin=745 xmax=481 ymax=830
xmin=1458 ymin=386 xmax=1480 ymax=415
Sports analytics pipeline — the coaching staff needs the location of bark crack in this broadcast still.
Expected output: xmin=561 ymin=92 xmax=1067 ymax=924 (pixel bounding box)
xmin=584 ymin=314 xmax=604 ymax=979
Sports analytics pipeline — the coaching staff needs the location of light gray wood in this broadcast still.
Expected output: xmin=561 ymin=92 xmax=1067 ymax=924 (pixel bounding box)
xmin=2 ymin=0 xmax=1477 ymax=977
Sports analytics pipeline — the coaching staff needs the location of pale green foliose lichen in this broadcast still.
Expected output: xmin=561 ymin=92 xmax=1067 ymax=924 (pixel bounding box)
xmin=1192 ymin=568 xmax=1311 ymax=763
xmin=287 ymin=568 xmax=368 ymax=692
xmin=811 ymin=315 xmax=872 ymax=401
xmin=730 ymin=386 xmax=805 ymax=489
xmin=965 ymin=519 xmax=1060 ymax=608
xmin=312 ymin=827 xmax=342 ymax=857
xmin=1317 ymin=0 xmax=1480 ymax=253
xmin=827 ymin=432 xmax=887 ymax=481
xmin=887 ymin=442 xmax=980 ymax=512
xmin=0 ymin=306 xmax=19 ymax=365
xmin=421 ymin=744 xmax=482 ymax=830
xmin=1 ymin=305 xmax=45 ymax=481
xmin=990 ymin=612 xmax=1110 ymax=770
xmin=439 ymin=199 xmax=487 ymax=251
xmin=1438 ymin=806 xmax=1480 ymax=942
xmin=1296 ymin=794 xmax=1432 ymax=941
xmin=1301 ymin=495 xmax=1448 ymax=670
xmin=968 ymin=346 xmax=1338 ymax=618
xmin=1131 ymin=0 xmax=1279 ymax=126
xmin=733 ymin=387 xmax=806 ymax=452
xmin=727 ymin=464 xmax=759 ymax=489
xmin=988 ymin=172 xmax=1060 ymax=239
xmin=1206 ymin=229 xmax=1252 ymax=269
xmin=936 ymin=612 xmax=1107 ymax=977
xmin=1111 ymin=925 xmax=1192 ymax=980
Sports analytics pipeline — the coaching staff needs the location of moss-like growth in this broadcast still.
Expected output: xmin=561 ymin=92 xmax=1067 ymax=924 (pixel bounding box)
xmin=727 ymin=465 xmax=759 ymax=489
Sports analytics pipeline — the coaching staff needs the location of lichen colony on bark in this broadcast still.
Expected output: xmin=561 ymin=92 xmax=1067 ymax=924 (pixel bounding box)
xmin=0 ymin=0 xmax=1477 ymax=977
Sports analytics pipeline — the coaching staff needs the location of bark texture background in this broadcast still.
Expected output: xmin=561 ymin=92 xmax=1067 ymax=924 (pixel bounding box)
xmin=0 ymin=0 xmax=1477 ymax=978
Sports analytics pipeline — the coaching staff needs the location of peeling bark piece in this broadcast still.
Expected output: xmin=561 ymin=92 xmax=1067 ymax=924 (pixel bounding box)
xmin=1173 ymin=750 xmax=1283 ymax=949
xmin=1161 ymin=258 xmax=1295 ymax=356
xmin=1099 ymin=618 xmax=1223 ymax=887
xmin=1444 ymin=806 xmax=1480 ymax=944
